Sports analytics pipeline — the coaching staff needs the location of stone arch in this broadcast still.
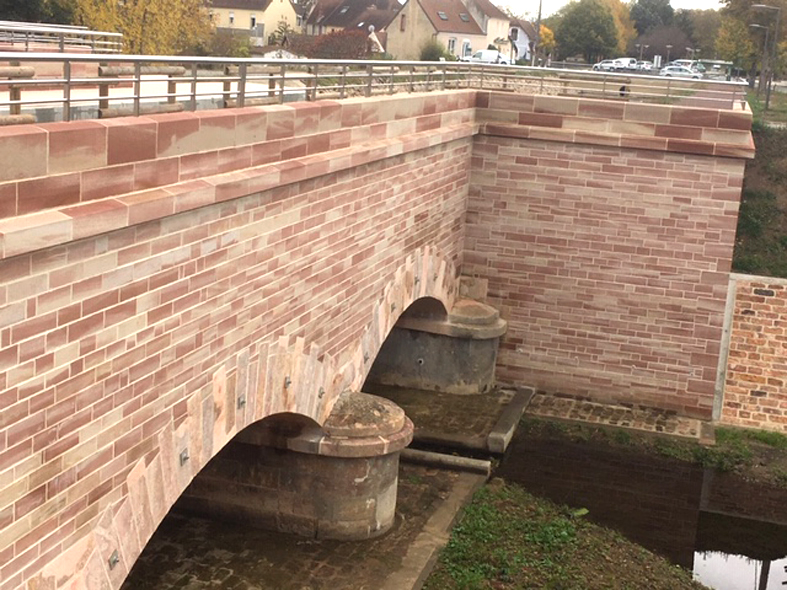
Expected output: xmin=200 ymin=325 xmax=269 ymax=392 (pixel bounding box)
xmin=28 ymin=245 xmax=459 ymax=589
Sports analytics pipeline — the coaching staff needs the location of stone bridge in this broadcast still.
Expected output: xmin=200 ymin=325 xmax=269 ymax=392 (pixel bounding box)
xmin=0 ymin=86 xmax=758 ymax=589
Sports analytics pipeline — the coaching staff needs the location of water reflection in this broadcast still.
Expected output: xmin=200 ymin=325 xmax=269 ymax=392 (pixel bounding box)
xmin=496 ymin=427 xmax=787 ymax=590
xmin=693 ymin=553 xmax=787 ymax=590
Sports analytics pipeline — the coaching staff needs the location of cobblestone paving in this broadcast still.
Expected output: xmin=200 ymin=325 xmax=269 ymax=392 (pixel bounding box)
xmin=122 ymin=463 xmax=460 ymax=590
xmin=364 ymin=383 xmax=516 ymax=447
xmin=526 ymin=392 xmax=703 ymax=439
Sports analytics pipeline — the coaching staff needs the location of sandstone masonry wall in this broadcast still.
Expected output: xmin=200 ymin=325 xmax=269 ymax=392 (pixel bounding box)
xmin=0 ymin=92 xmax=474 ymax=590
xmin=466 ymin=91 xmax=749 ymax=419
xmin=721 ymin=275 xmax=787 ymax=431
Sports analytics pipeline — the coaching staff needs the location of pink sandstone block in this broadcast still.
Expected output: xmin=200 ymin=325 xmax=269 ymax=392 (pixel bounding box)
xmin=218 ymin=146 xmax=252 ymax=173
xmin=291 ymin=102 xmax=322 ymax=136
xmin=265 ymin=105 xmax=296 ymax=140
xmin=118 ymin=188 xmax=175 ymax=225
xmin=180 ymin=151 xmax=219 ymax=181
xmin=17 ymin=172 xmax=80 ymax=215
xmin=655 ymin=124 xmax=703 ymax=140
xmin=196 ymin=110 xmax=238 ymax=152
xmin=0 ymin=182 xmax=16 ymax=219
xmin=102 ymin=117 xmax=158 ymax=165
xmin=519 ymin=112 xmax=563 ymax=128
xmin=81 ymin=164 xmax=135 ymax=202
xmin=718 ymin=110 xmax=752 ymax=130
xmin=62 ymin=199 xmax=129 ymax=241
xmin=0 ymin=210 xmax=72 ymax=259
xmin=667 ymin=138 xmax=715 ymax=156
xmin=46 ymin=121 xmax=108 ymax=175
xmin=670 ymin=107 xmax=720 ymax=128
xmin=318 ymin=101 xmax=343 ymax=132
xmin=0 ymin=126 xmax=48 ymax=182
xmin=155 ymin=112 xmax=201 ymax=157
xmin=251 ymin=139 xmax=282 ymax=166
xmin=133 ymin=157 xmax=179 ymax=191
xmin=624 ymin=103 xmax=672 ymax=124
xmin=235 ymin=108 xmax=268 ymax=146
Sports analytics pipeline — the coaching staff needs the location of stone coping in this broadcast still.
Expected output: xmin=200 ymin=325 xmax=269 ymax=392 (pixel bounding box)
xmin=0 ymin=121 xmax=475 ymax=260
xmin=0 ymin=90 xmax=755 ymax=262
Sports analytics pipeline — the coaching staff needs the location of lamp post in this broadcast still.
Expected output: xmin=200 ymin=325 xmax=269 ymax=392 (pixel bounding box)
xmin=635 ymin=43 xmax=640 ymax=59
xmin=531 ymin=0 xmax=542 ymax=67
xmin=750 ymin=23 xmax=770 ymax=95
xmin=752 ymin=4 xmax=781 ymax=110
xmin=686 ymin=46 xmax=694 ymax=60
xmin=666 ymin=44 xmax=672 ymax=64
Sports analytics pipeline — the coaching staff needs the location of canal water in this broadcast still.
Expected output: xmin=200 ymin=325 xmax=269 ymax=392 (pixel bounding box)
xmin=496 ymin=426 xmax=787 ymax=590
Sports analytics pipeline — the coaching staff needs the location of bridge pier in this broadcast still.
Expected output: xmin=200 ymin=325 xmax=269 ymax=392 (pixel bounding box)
xmin=367 ymin=298 xmax=507 ymax=394
xmin=177 ymin=392 xmax=413 ymax=540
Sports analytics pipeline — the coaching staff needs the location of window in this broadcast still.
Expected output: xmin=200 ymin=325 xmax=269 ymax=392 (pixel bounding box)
xmin=297 ymin=15 xmax=302 ymax=26
xmin=229 ymin=11 xmax=235 ymax=25
xmin=448 ymin=38 xmax=456 ymax=54
xmin=250 ymin=15 xmax=256 ymax=28
xmin=400 ymin=14 xmax=406 ymax=31
xmin=339 ymin=6 xmax=349 ymax=13
xmin=437 ymin=11 xmax=448 ymax=20
xmin=510 ymin=28 xmax=518 ymax=40
xmin=459 ymin=12 xmax=469 ymax=21
xmin=462 ymin=40 xmax=471 ymax=56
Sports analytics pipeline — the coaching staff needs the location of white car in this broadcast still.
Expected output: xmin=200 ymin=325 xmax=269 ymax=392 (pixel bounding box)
xmin=637 ymin=61 xmax=653 ymax=73
xmin=460 ymin=50 xmax=510 ymax=65
xmin=659 ymin=65 xmax=703 ymax=79
xmin=592 ymin=59 xmax=616 ymax=71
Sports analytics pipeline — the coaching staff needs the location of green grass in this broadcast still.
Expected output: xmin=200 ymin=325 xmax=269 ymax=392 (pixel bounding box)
xmin=747 ymin=89 xmax=787 ymax=125
xmin=424 ymin=479 xmax=706 ymax=590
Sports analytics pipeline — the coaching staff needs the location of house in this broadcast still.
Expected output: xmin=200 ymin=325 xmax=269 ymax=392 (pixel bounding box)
xmin=304 ymin=0 xmax=401 ymax=37
xmin=509 ymin=18 xmax=536 ymax=63
xmin=460 ymin=0 xmax=510 ymax=56
xmin=384 ymin=0 xmax=487 ymax=60
xmin=209 ymin=0 xmax=300 ymax=46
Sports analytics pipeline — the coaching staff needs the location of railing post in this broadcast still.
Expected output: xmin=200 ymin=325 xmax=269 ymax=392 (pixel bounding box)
xmin=442 ymin=63 xmax=447 ymax=90
xmin=238 ymin=62 xmax=247 ymax=108
xmin=309 ymin=64 xmax=318 ymax=101
xmin=63 ymin=60 xmax=71 ymax=121
xmin=59 ymin=34 xmax=65 ymax=52
xmin=365 ymin=64 xmax=373 ymax=97
xmin=389 ymin=64 xmax=395 ymax=94
xmin=167 ymin=73 xmax=177 ymax=106
xmin=133 ymin=61 xmax=141 ymax=117
xmin=9 ymin=60 xmax=20 ymax=116
xmin=340 ymin=64 xmax=347 ymax=99
xmin=190 ymin=63 xmax=197 ymax=111
xmin=278 ymin=63 xmax=286 ymax=104
xmin=24 ymin=31 xmax=29 ymax=52
xmin=223 ymin=65 xmax=232 ymax=108
xmin=98 ymin=62 xmax=109 ymax=113
xmin=409 ymin=65 xmax=414 ymax=92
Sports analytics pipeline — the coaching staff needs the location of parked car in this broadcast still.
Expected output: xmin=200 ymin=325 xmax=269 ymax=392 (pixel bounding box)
xmin=637 ymin=61 xmax=654 ymax=73
xmin=592 ymin=59 xmax=616 ymax=71
xmin=460 ymin=50 xmax=510 ymax=65
xmin=659 ymin=65 xmax=703 ymax=79
xmin=670 ymin=59 xmax=706 ymax=73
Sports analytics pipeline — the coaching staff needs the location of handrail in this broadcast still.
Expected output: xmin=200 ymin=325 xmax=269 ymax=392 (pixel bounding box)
xmin=0 ymin=52 xmax=749 ymax=125
xmin=0 ymin=25 xmax=122 ymax=54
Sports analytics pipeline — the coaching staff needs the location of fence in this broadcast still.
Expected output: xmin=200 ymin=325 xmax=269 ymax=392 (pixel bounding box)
xmin=0 ymin=22 xmax=122 ymax=54
xmin=0 ymin=52 xmax=749 ymax=125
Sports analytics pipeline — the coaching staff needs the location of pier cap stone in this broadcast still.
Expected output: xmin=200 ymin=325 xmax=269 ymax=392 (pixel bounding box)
xmin=323 ymin=390 xmax=406 ymax=438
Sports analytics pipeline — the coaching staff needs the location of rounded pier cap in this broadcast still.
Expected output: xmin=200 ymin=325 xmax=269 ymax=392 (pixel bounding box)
xmin=448 ymin=298 xmax=500 ymax=326
xmin=323 ymin=391 xmax=406 ymax=438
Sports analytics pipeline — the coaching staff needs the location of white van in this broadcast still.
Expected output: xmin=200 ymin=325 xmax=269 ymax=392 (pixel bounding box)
xmin=460 ymin=49 xmax=510 ymax=65
xmin=612 ymin=57 xmax=637 ymax=70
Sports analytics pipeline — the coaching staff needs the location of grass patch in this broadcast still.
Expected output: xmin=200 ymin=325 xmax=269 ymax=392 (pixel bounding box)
xmin=424 ymin=479 xmax=706 ymax=590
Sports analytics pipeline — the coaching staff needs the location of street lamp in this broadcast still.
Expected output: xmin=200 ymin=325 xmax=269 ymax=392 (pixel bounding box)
xmin=686 ymin=46 xmax=695 ymax=60
xmin=750 ymin=23 xmax=770 ymax=95
xmin=666 ymin=44 xmax=672 ymax=64
xmin=635 ymin=43 xmax=640 ymax=59
xmin=752 ymin=4 xmax=781 ymax=110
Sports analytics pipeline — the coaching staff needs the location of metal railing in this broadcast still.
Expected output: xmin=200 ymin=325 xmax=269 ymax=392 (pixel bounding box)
xmin=0 ymin=52 xmax=749 ymax=125
xmin=0 ymin=23 xmax=122 ymax=54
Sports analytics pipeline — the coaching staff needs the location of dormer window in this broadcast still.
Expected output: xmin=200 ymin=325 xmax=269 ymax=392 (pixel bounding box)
xmin=437 ymin=11 xmax=448 ymax=20
xmin=459 ymin=12 xmax=469 ymax=21
xmin=340 ymin=6 xmax=349 ymax=13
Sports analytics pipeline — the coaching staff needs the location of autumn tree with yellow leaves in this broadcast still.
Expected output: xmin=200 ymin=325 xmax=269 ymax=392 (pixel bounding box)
xmin=71 ymin=0 xmax=213 ymax=55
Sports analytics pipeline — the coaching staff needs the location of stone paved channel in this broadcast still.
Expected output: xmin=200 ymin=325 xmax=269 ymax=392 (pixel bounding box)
xmin=122 ymin=463 xmax=484 ymax=590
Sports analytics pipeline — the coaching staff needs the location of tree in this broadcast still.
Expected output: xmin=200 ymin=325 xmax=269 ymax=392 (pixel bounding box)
xmin=715 ymin=17 xmax=755 ymax=70
xmin=630 ymin=0 xmax=674 ymax=35
xmin=269 ymin=20 xmax=296 ymax=46
xmin=555 ymin=0 xmax=618 ymax=62
xmin=539 ymin=24 xmax=556 ymax=56
xmin=635 ymin=24 xmax=691 ymax=60
xmin=0 ymin=0 xmax=74 ymax=24
xmin=72 ymin=0 xmax=213 ymax=55
xmin=599 ymin=0 xmax=637 ymax=55
xmin=304 ymin=30 xmax=368 ymax=59
xmin=676 ymin=9 xmax=721 ymax=58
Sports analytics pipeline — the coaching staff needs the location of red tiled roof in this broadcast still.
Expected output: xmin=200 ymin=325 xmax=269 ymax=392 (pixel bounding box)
xmin=470 ymin=0 xmax=509 ymax=22
xmin=211 ymin=0 xmax=274 ymax=9
xmin=417 ymin=0 xmax=483 ymax=35
xmin=308 ymin=0 xmax=399 ymax=30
